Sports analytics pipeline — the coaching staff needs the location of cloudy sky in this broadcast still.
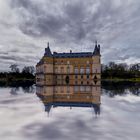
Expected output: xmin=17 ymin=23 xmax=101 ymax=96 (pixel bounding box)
xmin=0 ymin=0 xmax=140 ymax=71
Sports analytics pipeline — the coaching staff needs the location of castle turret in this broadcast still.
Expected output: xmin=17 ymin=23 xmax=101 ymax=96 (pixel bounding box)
xmin=44 ymin=42 xmax=52 ymax=57
xmin=92 ymin=41 xmax=101 ymax=85
xmin=93 ymin=41 xmax=100 ymax=55
xmin=36 ymin=42 xmax=54 ymax=86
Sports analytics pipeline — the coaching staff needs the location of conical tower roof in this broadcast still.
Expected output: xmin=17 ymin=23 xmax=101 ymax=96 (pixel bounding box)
xmin=93 ymin=41 xmax=100 ymax=55
xmin=44 ymin=42 xmax=52 ymax=57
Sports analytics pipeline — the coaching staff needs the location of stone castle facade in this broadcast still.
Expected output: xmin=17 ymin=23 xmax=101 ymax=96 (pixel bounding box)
xmin=36 ymin=42 xmax=101 ymax=86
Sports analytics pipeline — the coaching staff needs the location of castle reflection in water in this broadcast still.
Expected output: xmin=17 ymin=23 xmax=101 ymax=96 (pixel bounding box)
xmin=36 ymin=85 xmax=101 ymax=116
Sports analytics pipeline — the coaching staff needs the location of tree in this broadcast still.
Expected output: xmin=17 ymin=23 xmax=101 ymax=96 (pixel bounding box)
xmin=130 ymin=63 xmax=140 ymax=72
xmin=22 ymin=66 xmax=35 ymax=75
xmin=130 ymin=63 xmax=140 ymax=78
xmin=9 ymin=64 xmax=19 ymax=73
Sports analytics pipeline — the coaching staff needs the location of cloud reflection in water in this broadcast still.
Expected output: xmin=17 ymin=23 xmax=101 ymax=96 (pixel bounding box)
xmin=0 ymin=85 xmax=140 ymax=140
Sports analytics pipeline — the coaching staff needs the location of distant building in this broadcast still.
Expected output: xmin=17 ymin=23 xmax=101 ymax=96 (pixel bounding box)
xmin=36 ymin=42 xmax=101 ymax=86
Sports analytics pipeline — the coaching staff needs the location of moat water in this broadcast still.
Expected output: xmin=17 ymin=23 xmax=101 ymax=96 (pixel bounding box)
xmin=0 ymin=82 xmax=140 ymax=140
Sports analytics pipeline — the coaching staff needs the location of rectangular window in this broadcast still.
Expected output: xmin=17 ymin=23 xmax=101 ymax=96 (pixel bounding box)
xmin=67 ymin=61 xmax=70 ymax=65
xmin=80 ymin=86 xmax=85 ymax=92
xmin=55 ymin=87 xmax=57 ymax=93
xmin=60 ymin=86 xmax=64 ymax=93
xmin=75 ymin=75 xmax=78 ymax=79
xmin=93 ymin=66 xmax=101 ymax=73
xmin=86 ymin=67 xmax=90 ymax=74
xmin=61 ymin=75 xmax=63 ymax=84
xmin=67 ymin=86 xmax=70 ymax=93
xmin=80 ymin=67 xmax=84 ymax=74
xmin=55 ymin=67 xmax=58 ymax=73
xmin=67 ymin=67 xmax=69 ymax=73
xmin=86 ymin=86 xmax=91 ymax=91
xmin=74 ymin=67 xmax=79 ymax=74
xmin=97 ymin=67 xmax=101 ymax=73
xmin=61 ymin=67 xmax=64 ymax=73
xmin=61 ymin=60 xmax=63 ymax=64
xmin=44 ymin=65 xmax=46 ymax=73
xmin=74 ymin=86 xmax=79 ymax=92
xmin=96 ymin=69 xmax=97 ymax=73
xmin=96 ymin=86 xmax=97 ymax=91
xmin=75 ymin=81 xmax=78 ymax=85
xmin=55 ymin=61 xmax=57 ymax=64
xmin=92 ymin=68 xmax=97 ymax=73
xmin=44 ymin=78 xmax=46 ymax=81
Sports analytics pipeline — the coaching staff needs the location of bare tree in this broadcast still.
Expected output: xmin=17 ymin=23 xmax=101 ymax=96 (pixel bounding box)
xmin=9 ymin=64 xmax=19 ymax=73
xmin=22 ymin=66 xmax=35 ymax=75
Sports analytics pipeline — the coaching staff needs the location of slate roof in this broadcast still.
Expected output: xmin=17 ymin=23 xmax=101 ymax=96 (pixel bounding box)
xmin=53 ymin=52 xmax=93 ymax=58
xmin=44 ymin=46 xmax=52 ymax=57
xmin=43 ymin=42 xmax=100 ymax=58
xmin=44 ymin=102 xmax=100 ymax=115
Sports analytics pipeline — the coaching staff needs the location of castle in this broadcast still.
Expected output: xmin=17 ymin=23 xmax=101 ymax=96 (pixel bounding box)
xmin=36 ymin=85 xmax=101 ymax=115
xmin=36 ymin=42 xmax=101 ymax=86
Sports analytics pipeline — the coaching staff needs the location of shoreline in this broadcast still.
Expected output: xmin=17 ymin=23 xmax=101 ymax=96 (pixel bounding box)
xmin=0 ymin=78 xmax=140 ymax=82
xmin=101 ymin=78 xmax=140 ymax=82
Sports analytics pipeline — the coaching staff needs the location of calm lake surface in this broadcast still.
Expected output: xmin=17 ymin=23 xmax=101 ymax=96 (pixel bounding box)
xmin=0 ymin=82 xmax=140 ymax=140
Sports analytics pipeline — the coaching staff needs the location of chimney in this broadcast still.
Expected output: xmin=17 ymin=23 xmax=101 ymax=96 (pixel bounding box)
xmin=70 ymin=50 xmax=72 ymax=53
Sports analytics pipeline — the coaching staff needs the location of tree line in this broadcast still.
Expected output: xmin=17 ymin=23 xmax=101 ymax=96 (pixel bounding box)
xmin=0 ymin=64 xmax=35 ymax=83
xmin=0 ymin=62 xmax=140 ymax=83
xmin=102 ymin=62 xmax=140 ymax=80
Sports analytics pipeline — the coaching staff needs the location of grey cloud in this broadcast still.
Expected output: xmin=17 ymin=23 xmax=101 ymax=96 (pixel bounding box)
xmin=21 ymin=113 xmax=99 ymax=140
xmin=22 ymin=122 xmax=67 ymax=140
xmin=0 ymin=0 xmax=140 ymax=71
xmin=11 ymin=0 xmax=140 ymax=44
xmin=11 ymin=0 xmax=43 ymax=16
